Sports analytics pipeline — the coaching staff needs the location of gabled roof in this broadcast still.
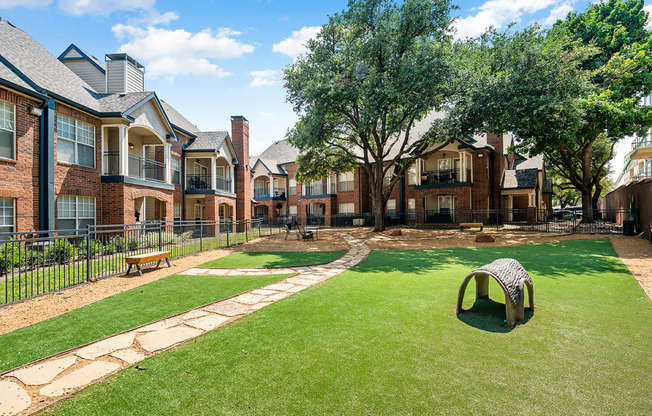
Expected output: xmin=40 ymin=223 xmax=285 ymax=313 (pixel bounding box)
xmin=58 ymin=44 xmax=106 ymax=74
xmin=95 ymin=91 xmax=152 ymax=113
xmin=253 ymin=158 xmax=287 ymax=175
xmin=501 ymin=168 xmax=539 ymax=189
xmin=258 ymin=140 xmax=302 ymax=165
xmin=513 ymin=153 xmax=544 ymax=170
xmin=0 ymin=18 xmax=102 ymax=112
xmin=185 ymin=131 xmax=239 ymax=163
xmin=160 ymin=100 xmax=200 ymax=136
xmin=0 ymin=59 xmax=39 ymax=94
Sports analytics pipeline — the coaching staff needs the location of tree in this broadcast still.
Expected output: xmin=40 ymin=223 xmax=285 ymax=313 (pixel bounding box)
xmin=284 ymin=0 xmax=455 ymax=232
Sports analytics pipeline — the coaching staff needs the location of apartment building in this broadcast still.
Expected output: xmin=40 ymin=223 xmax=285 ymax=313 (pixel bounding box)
xmin=250 ymin=113 xmax=553 ymax=225
xmin=0 ymin=18 xmax=251 ymax=234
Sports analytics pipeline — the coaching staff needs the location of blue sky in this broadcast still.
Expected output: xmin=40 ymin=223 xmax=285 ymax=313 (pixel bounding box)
xmin=0 ymin=0 xmax=648 ymax=178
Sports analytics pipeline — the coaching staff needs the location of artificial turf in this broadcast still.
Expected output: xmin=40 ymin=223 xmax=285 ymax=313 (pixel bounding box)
xmin=197 ymin=250 xmax=345 ymax=268
xmin=48 ymin=239 xmax=652 ymax=415
xmin=0 ymin=273 xmax=289 ymax=373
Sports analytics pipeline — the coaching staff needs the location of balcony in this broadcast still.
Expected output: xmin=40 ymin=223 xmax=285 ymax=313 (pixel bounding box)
xmin=303 ymin=183 xmax=337 ymax=197
xmin=254 ymin=187 xmax=286 ymax=200
xmin=418 ymin=168 xmax=471 ymax=188
xmin=103 ymin=151 xmax=166 ymax=183
xmin=186 ymin=174 xmax=232 ymax=193
xmin=629 ymin=138 xmax=652 ymax=160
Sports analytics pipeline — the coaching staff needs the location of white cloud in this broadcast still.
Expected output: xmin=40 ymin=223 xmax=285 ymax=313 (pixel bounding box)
xmin=249 ymin=69 xmax=281 ymax=87
xmin=112 ymin=24 xmax=255 ymax=81
xmin=0 ymin=0 xmax=51 ymax=8
xmin=272 ymin=26 xmax=321 ymax=57
xmin=454 ymin=0 xmax=562 ymax=39
xmin=58 ymin=0 xmax=154 ymax=15
xmin=127 ymin=9 xmax=179 ymax=26
xmin=543 ymin=3 xmax=574 ymax=25
xmin=645 ymin=4 xmax=652 ymax=29
xmin=259 ymin=112 xmax=275 ymax=120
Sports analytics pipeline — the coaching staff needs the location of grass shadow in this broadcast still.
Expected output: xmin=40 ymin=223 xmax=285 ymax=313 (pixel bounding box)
xmin=456 ymin=297 xmax=534 ymax=333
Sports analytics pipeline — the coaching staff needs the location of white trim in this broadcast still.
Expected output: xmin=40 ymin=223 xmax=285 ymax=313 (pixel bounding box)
xmin=0 ymin=99 xmax=16 ymax=161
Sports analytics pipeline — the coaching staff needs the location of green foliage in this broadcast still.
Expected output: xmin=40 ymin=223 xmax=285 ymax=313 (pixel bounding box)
xmin=45 ymin=239 xmax=76 ymax=264
xmin=284 ymin=0 xmax=457 ymax=230
xmin=78 ymin=239 xmax=103 ymax=259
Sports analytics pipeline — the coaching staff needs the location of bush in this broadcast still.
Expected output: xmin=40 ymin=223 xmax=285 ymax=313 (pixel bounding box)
xmin=46 ymin=239 xmax=76 ymax=264
xmin=126 ymin=237 xmax=139 ymax=251
xmin=78 ymin=239 xmax=103 ymax=259
xmin=0 ymin=240 xmax=23 ymax=273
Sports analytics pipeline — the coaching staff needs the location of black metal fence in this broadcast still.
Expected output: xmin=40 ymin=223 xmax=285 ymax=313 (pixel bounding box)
xmin=0 ymin=219 xmax=281 ymax=306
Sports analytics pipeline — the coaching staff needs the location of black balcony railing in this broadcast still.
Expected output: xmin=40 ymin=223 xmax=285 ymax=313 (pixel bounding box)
xmin=103 ymin=152 xmax=166 ymax=183
xmin=420 ymin=168 xmax=471 ymax=186
xmin=632 ymin=138 xmax=652 ymax=151
xmin=254 ymin=188 xmax=286 ymax=199
xmin=129 ymin=154 xmax=165 ymax=182
xmin=304 ymin=183 xmax=336 ymax=196
xmin=216 ymin=176 xmax=232 ymax=192
xmin=187 ymin=174 xmax=211 ymax=190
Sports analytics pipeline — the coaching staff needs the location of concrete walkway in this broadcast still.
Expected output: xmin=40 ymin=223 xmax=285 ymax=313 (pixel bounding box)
xmin=0 ymin=232 xmax=370 ymax=416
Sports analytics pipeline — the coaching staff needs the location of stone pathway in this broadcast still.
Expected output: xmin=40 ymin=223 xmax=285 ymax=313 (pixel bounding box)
xmin=0 ymin=232 xmax=369 ymax=416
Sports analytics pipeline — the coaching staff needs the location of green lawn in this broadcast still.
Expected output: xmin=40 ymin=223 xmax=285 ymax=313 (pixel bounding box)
xmin=0 ymin=273 xmax=290 ymax=373
xmin=48 ymin=239 xmax=652 ymax=415
xmin=198 ymin=251 xmax=346 ymax=268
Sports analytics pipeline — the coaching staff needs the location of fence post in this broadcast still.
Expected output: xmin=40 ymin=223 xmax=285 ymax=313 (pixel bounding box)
xmin=158 ymin=221 xmax=163 ymax=252
xmin=258 ymin=221 xmax=261 ymax=237
xmin=200 ymin=221 xmax=204 ymax=252
xmin=226 ymin=222 xmax=230 ymax=247
xmin=246 ymin=220 xmax=249 ymax=242
xmin=86 ymin=225 xmax=91 ymax=282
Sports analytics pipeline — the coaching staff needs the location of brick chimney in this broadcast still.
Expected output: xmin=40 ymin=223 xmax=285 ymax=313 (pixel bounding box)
xmin=486 ymin=132 xmax=505 ymax=210
xmin=231 ymin=116 xmax=251 ymax=221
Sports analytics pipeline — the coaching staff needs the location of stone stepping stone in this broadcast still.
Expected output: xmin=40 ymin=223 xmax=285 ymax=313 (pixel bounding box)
xmin=76 ymin=333 xmax=135 ymax=360
xmin=40 ymin=361 xmax=121 ymax=397
xmin=203 ymin=302 xmax=248 ymax=317
xmin=0 ymin=382 xmax=31 ymax=415
xmin=233 ymin=294 xmax=267 ymax=305
xmin=249 ymin=302 xmax=270 ymax=311
xmin=270 ymin=268 xmax=299 ymax=274
xmin=7 ymin=356 xmax=76 ymax=386
xmin=265 ymin=283 xmax=295 ymax=291
xmin=250 ymin=289 xmax=278 ymax=296
xmin=235 ymin=268 xmax=265 ymax=272
xmin=180 ymin=310 xmax=209 ymax=320
xmin=138 ymin=326 xmax=204 ymax=353
xmin=298 ymin=274 xmax=324 ymax=281
xmin=265 ymin=292 xmax=291 ymax=302
xmin=207 ymin=269 xmax=230 ymax=275
xmin=286 ymin=277 xmax=314 ymax=286
xmin=286 ymin=285 xmax=308 ymax=293
xmin=293 ymin=267 xmax=312 ymax=272
xmin=185 ymin=314 xmax=230 ymax=331
xmin=110 ymin=349 xmax=146 ymax=364
xmin=136 ymin=317 xmax=183 ymax=333
xmin=181 ymin=268 xmax=208 ymax=275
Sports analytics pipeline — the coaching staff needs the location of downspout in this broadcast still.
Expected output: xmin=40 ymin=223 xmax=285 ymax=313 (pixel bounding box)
xmin=40 ymin=97 xmax=55 ymax=232
xmin=181 ymin=147 xmax=186 ymax=221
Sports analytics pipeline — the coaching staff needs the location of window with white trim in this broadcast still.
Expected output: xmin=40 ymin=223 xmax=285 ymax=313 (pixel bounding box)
xmin=57 ymin=195 xmax=95 ymax=231
xmin=0 ymin=100 xmax=15 ymax=160
xmin=173 ymin=203 xmax=182 ymax=221
xmin=57 ymin=114 xmax=95 ymax=168
xmin=171 ymin=156 xmax=181 ymax=185
xmin=386 ymin=199 xmax=396 ymax=216
xmin=0 ymin=198 xmax=15 ymax=235
xmin=338 ymin=171 xmax=354 ymax=192
xmin=289 ymin=179 xmax=297 ymax=195
xmin=289 ymin=205 xmax=297 ymax=215
xmin=407 ymin=163 xmax=417 ymax=185
xmin=407 ymin=198 xmax=416 ymax=219
xmin=339 ymin=203 xmax=355 ymax=214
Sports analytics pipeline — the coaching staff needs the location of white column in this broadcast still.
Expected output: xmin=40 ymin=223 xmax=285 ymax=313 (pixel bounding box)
xmin=118 ymin=126 xmax=128 ymax=176
xmin=269 ymin=176 xmax=274 ymax=196
xmin=100 ymin=127 xmax=105 ymax=174
xmin=326 ymin=174 xmax=332 ymax=194
xmin=416 ymin=159 xmax=422 ymax=186
xmin=211 ymin=157 xmax=217 ymax=191
xmin=460 ymin=152 xmax=466 ymax=182
xmin=230 ymin=165 xmax=235 ymax=193
xmin=164 ymin=145 xmax=171 ymax=184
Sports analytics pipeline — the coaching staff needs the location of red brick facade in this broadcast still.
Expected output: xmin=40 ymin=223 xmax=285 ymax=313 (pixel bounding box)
xmin=232 ymin=116 xmax=251 ymax=222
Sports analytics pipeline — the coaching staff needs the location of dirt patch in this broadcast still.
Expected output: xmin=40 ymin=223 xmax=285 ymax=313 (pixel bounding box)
xmin=610 ymin=235 xmax=652 ymax=300
xmin=236 ymin=231 xmax=349 ymax=252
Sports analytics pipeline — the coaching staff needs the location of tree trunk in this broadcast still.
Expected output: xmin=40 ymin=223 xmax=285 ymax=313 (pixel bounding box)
xmin=580 ymin=143 xmax=595 ymax=223
xmin=371 ymin=162 xmax=387 ymax=232
xmin=581 ymin=190 xmax=594 ymax=223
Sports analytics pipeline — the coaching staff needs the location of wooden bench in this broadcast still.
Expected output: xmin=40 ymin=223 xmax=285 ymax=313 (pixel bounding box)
xmin=125 ymin=251 xmax=171 ymax=277
xmin=459 ymin=222 xmax=483 ymax=231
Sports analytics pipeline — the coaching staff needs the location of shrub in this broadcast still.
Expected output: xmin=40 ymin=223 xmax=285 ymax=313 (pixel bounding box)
xmin=46 ymin=239 xmax=76 ymax=264
xmin=78 ymin=239 xmax=103 ymax=259
xmin=126 ymin=237 xmax=139 ymax=252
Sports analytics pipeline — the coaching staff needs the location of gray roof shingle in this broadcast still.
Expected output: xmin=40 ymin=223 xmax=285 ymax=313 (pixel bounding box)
xmin=0 ymin=61 xmax=38 ymax=93
xmin=513 ymin=153 xmax=544 ymax=170
xmin=258 ymin=140 xmax=301 ymax=165
xmin=95 ymin=91 xmax=153 ymax=113
xmin=160 ymin=100 xmax=200 ymax=135
xmin=0 ymin=18 xmax=101 ymax=111
xmin=501 ymin=168 xmax=539 ymax=189
xmin=185 ymin=131 xmax=228 ymax=152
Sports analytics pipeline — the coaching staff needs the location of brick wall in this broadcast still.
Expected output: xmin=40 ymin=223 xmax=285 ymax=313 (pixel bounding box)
xmin=54 ymin=102 xmax=103 ymax=227
xmin=0 ymin=87 xmax=42 ymax=232
xmin=231 ymin=116 xmax=251 ymax=221
xmin=99 ymin=183 xmax=174 ymax=225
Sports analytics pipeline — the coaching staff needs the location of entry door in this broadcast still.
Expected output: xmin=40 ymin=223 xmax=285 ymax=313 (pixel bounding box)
xmin=438 ymin=196 xmax=451 ymax=213
xmin=438 ymin=158 xmax=451 ymax=171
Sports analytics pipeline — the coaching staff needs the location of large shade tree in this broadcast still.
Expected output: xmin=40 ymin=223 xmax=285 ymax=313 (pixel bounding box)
xmin=284 ymin=0 xmax=455 ymax=231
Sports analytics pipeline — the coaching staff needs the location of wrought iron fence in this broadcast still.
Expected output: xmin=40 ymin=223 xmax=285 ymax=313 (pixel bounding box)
xmin=0 ymin=219 xmax=281 ymax=306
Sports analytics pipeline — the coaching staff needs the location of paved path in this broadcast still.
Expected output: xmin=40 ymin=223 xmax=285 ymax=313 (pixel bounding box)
xmin=0 ymin=232 xmax=370 ymax=416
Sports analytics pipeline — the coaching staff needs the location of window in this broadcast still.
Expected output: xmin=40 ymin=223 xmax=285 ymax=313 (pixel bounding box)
xmin=0 ymin=101 xmax=15 ymax=160
xmin=289 ymin=179 xmax=297 ymax=195
xmin=407 ymin=163 xmax=417 ymax=185
xmin=289 ymin=205 xmax=297 ymax=215
xmin=438 ymin=196 xmax=451 ymax=213
xmin=57 ymin=195 xmax=95 ymax=231
xmin=0 ymin=198 xmax=14 ymax=235
xmin=407 ymin=198 xmax=416 ymax=219
xmin=339 ymin=203 xmax=355 ymax=214
xmin=383 ymin=168 xmax=394 ymax=187
xmin=338 ymin=171 xmax=354 ymax=192
xmin=386 ymin=199 xmax=396 ymax=216
xmin=173 ymin=203 xmax=182 ymax=221
xmin=57 ymin=114 xmax=95 ymax=168
xmin=171 ymin=156 xmax=181 ymax=185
